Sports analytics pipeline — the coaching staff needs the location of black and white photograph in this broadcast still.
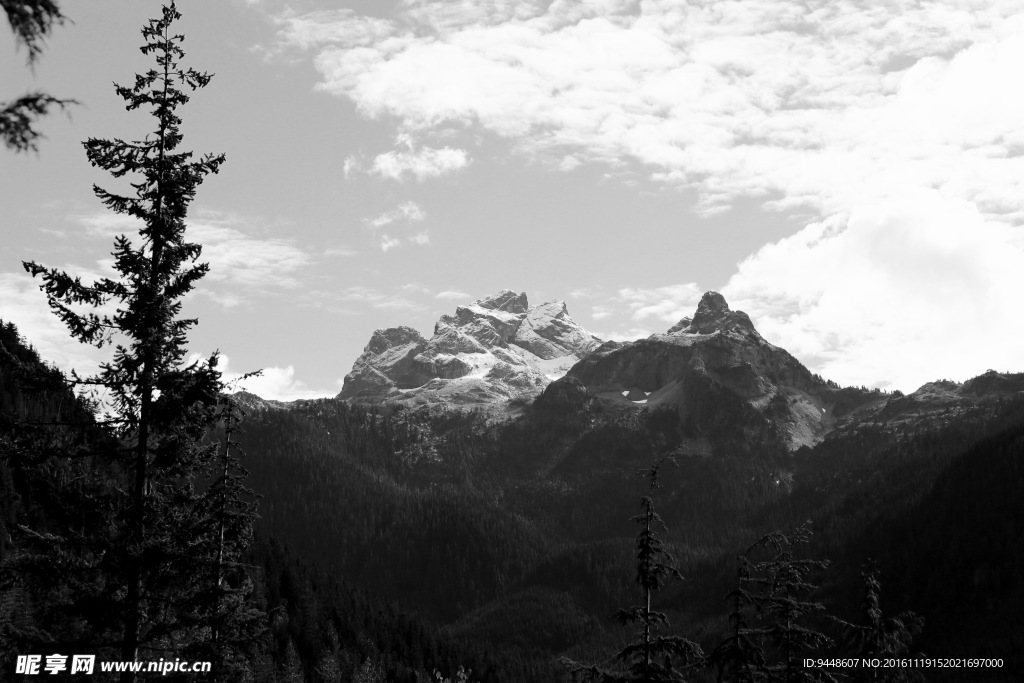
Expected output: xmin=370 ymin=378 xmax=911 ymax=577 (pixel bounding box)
xmin=2 ymin=0 xmax=1022 ymax=680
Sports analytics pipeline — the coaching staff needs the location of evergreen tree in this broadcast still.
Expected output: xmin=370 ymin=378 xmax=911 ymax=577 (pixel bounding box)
xmin=16 ymin=3 xmax=262 ymax=679
xmin=280 ymin=638 xmax=305 ymax=683
xmin=831 ymin=566 xmax=924 ymax=682
xmin=353 ymin=656 xmax=385 ymax=683
xmin=2 ymin=0 xmax=77 ymax=152
xmin=708 ymin=554 xmax=767 ymax=683
xmin=0 ymin=317 xmax=120 ymax=671
xmin=744 ymin=523 xmax=834 ymax=683
xmin=190 ymin=396 xmax=265 ymax=675
xmin=565 ymin=458 xmax=703 ymax=682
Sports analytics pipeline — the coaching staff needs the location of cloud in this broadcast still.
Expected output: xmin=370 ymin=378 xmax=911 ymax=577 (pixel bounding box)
xmin=616 ymin=283 xmax=704 ymax=325
xmin=366 ymin=201 xmax=426 ymax=229
xmin=380 ymin=235 xmax=402 ymax=252
xmin=324 ymin=246 xmax=357 ymax=257
xmin=190 ymin=219 xmax=310 ymax=291
xmin=371 ymin=133 xmax=470 ymax=181
xmin=570 ymin=283 xmax=701 ymax=328
xmin=278 ymin=2 xmax=1024 ymax=219
xmin=188 ymin=353 xmax=334 ymax=402
xmin=343 ymin=154 xmax=364 ymax=179
xmin=0 ymin=275 xmax=340 ymax=403
xmin=558 ymin=155 xmax=582 ymax=172
xmin=400 ymin=282 xmax=432 ymax=295
xmin=0 ymin=272 xmax=106 ymax=379
xmin=436 ymin=289 xmax=471 ymax=300
xmin=336 ymin=286 xmax=419 ymax=310
xmin=722 ymin=190 xmax=1024 ymax=392
xmin=277 ymin=0 xmax=1024 ymax=387
xmin=74 ymin=212 xmax=312 ymax=302
xmin=365 ymin=201 xmax=430 ymax=251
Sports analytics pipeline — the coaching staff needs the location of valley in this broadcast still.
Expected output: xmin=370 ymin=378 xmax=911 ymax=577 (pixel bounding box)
xmin=228 ymin=290 xmax=1024 ymax=681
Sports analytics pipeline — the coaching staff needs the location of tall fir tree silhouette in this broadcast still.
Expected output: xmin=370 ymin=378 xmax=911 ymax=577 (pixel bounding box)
xmin=565 ymin=457 xmax=703 ymax=682
xmin=832 ymin=565 xmax=924 ymax=682
xmin=20 ymin=3 xmax=262 ymax=679
xmin=708 ymin=553 xmax=767 ymax=683
xmin=744 ymin=523 xmax=834 ymax=683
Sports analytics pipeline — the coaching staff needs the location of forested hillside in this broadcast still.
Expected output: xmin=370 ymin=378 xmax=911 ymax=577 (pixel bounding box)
xmin=230 ymin=379 xmax=1024 ymax=681
xmin=1 ymin=320 xmax=531 ymax=682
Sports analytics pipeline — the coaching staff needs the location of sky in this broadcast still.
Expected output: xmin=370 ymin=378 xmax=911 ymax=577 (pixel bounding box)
xmin=2 ymin=0 xmax=1024 ymax=400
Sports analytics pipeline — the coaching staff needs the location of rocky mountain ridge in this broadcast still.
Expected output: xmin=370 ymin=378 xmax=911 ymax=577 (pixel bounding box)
xmin=556 ymin=290 xmax=846 ymax=451
xmin=272 ymin=289 xmax=1024 ymax=456
xmin=338 ymin=290 xmax=603 ymax=407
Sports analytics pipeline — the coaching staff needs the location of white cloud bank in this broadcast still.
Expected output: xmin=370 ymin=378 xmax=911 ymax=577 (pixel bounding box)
xmin=215 ymin=354 xmax=332 ymax=402
xmin=279 ymin=0 xmax=1024 ymax=390
xmin=723 ymin=191 xmax=1024 ymax=391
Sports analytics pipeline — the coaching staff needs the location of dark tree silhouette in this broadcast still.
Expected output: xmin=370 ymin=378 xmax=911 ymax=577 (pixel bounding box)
xmin=709 ymin=554 xmax=767 ymax=683
xmin=20 ymin=3 xmax=261 ymax=679
xmin=564 ymin=457 xmax=703 ymax=682
xmin=832 ymin=566 xmax=924 ymax=682
xmin=1 ymin=0 xmax=77 ymax=152
xmin=745 ymin=523 xmax=834 ymax=683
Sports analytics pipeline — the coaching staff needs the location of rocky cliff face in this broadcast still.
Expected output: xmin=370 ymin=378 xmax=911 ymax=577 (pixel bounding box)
xmin=336 ymin=288 xmax=1024 ymax=454
xmin=338 ymin=290 xmax=603 ymax=407
xmin=549 ymin=291 xmax=878 ymax=452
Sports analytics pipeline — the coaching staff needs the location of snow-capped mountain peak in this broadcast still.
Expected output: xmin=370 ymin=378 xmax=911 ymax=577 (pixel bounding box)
xmin=338 ymin=290 xmax=602 ymax=407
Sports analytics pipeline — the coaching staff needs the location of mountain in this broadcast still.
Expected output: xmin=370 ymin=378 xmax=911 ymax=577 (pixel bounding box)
xmin=336 ymin=288 xmax=1023 ymax=456
xmin=226 ymin=291 xmax=1024 ymax=679
xmin=536 ymin=291 xmax=1024 ymax=459
xmin=338 ymin=289 xmax=602 ymax=409
xmin=522 ymin=290 xmax=885 ymax=466
xmin=12 ymin=290 xmax=1024 ymax=681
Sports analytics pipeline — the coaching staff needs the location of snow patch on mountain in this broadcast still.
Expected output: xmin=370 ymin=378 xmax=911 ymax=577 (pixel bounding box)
xmin=339 ymin=290 xmax=603 ymax=407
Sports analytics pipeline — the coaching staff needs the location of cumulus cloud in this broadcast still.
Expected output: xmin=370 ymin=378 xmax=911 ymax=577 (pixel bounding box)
xmin=217 ymin=354 xmax=333 ymax=401
xmin=722 ymin=191 xmax=1024 ymax=392
xmin=277 ymin=0 xmax=1024 ymax=387
xmin=276 ymin=1 xmax=1024 ymax=219
xmin=277 ymin=0 xmax=1024 ymax=217
xmin=371 ymin=133 xmax=470 ymax=181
